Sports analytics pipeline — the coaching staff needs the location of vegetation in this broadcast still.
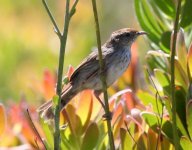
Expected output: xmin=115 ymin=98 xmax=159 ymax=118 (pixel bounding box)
xmin=0 ymin=0 xmax=192 ymax=149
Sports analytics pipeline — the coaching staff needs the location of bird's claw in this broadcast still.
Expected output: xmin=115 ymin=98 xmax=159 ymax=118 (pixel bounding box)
xmin=102 ymin=111 xmax=113 ymax=121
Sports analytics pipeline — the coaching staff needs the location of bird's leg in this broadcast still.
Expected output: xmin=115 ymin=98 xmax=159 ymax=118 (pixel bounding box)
xmin=94 ymin=90 xmax=113 ymax=120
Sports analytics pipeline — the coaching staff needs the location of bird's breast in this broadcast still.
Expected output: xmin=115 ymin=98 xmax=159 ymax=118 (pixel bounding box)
xmin=106 ymin=48 xmax=131 ymax=86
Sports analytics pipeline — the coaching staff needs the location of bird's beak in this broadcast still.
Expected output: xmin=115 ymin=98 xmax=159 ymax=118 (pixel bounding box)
xmin=137 ymin=31 xmax=148 ymax=36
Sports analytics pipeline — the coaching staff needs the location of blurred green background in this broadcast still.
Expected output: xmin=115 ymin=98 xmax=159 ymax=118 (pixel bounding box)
xmin=0 ymin=0 xmax=147 ymax=103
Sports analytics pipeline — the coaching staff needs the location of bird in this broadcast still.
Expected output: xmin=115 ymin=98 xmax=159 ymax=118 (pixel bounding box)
xmin=37 ymin=28 xmax=147 ymax=121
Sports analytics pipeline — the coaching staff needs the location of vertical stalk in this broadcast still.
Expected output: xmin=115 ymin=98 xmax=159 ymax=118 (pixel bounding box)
xmin=171 ymin=0 xmax=182 ymax=149
xmin=54 ymin=0 xmax=70 ymax=149
xmin=42 ymin=0 xmax=78 ymax=149
xmin=91 ymin=0 xmax=115 ymax=150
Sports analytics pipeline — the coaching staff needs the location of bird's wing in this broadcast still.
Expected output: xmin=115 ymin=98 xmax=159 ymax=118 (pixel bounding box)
xmin=70 ymin=46 xmax=113 ymax=82
xmin=70 ymin=50 xmax=98 ymax=82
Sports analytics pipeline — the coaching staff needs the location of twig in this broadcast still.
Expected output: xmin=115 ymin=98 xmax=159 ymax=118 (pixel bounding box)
xmin=170 ymin=0 xmax=182 ymax=149
xmin=42 ymin=0 xmax=62 ymax=38
xmin=26 ymin=109 xmax=47 ymax=150
xmin=91 ymin=0 xmax=115 ymax=149
xmin=124 ymin=121 xmax=140 ymax=149
xmin=41 ymin=0 xmax=79 ymax=149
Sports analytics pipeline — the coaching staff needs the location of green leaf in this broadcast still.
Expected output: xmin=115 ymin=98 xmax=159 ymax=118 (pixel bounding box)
xmin=154 ymin=69 xmax=170 ymax=87
xmin=175 ymin=86 xmax=188 ymax=137
xmin=137 ymin=90 xmax=163 ymax=114
xmin=81 ymin=122 xmax=99 ymax=150
xmin=180 ymin=137 xmax=192 ymax=150
xmin=140 ymin=0 xmax=162 ymax=35
xmin=141 ymin=112 xmax=159 ymax=132
xmin=40 ymin=118 xmax=54 ymax=149
xmin=180 ymin=0 xmax=192 ymax=29
xmin=159 ymin=31 xmax=171 ymax=53
xmin=186 ymin=100 xmax=192 ymax=138
xmin=161 ymin=121 xmax=173 ymax=140
xmin=134 ymin=0 xmax=159 ymax=45
xmin=175 ymin=60 xmax=188 ymax=90
xmin=149 ymin=0 xmax=175 ymax=19
xmin=120 ymin=128 xmax=132 ymax=150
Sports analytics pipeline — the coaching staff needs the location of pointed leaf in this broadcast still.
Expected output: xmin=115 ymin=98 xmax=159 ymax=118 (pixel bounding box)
xmin=141 ymin=112 xmax=159 ymax=132
xmin=120 ymin=128 xmax=132 ymax=150
xmin=176 ymin=28 xmax=187 ymax=74
xmin=81 ymin=122 xmax=99 ymax=150
xmin=180 ymin=137 xmax=192 ymax=150
xmin=187 ymin=42 xmax=192 ymax=80
xmin=77 ymin=90 xmax=93 ymax=129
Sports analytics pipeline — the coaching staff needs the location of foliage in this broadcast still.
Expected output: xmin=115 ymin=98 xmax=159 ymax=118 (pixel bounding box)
xmin=1 ymin=0 xmax=192 ymax=149
xmin=135 ymin=0 xmax=192 ymax=149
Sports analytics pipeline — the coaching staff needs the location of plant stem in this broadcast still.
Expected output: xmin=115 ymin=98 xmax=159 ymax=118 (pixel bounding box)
xmin=91 ymin=0 xmax=115 ymax=150
xmin=42 ymin=0 xmax=78 ymax=149
xmin=42 ymin=0 xmax=61 ymax=38
xmin=171 ymin=0 xmax=182 ymax=149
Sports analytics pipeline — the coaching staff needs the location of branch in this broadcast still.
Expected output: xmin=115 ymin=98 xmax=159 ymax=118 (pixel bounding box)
xmin=42 ymin=0 xmax=79 ymax=149
xmin=170 ymin=0 xmax=182 ymax=149
xmin=42 ymin=0 xmax=62 ymax=38
xmin=91 ymin=0 xmax=115 ymax=149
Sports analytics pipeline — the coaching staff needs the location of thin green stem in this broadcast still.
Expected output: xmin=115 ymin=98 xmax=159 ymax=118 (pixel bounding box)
xmin=171 ymin=0 xmax=182 ymax=149
xmin=54 ymin=1 xmax=70 ymax=150
xmin=42 ymin=0 xmax=78 ymax=149
xmin=91 ymin=0 xmax=115 ymax=150
xmin=42 ymin=0 xmax=62 ymax=38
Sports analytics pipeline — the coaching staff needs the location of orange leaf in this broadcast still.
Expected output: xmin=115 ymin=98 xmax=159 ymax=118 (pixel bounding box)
xmin=67 ymin=65 xmax=74 ymax=79
xmin=43 ymin=70 xmax=56 ymax=99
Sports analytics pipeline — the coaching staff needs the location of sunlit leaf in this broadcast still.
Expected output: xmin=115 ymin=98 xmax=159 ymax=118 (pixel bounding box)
xmin=62 ymin=104 xmax=82 ymax=136
xmin=147 ymin=128 xmax=157 ymax=150
xmin=112 ymin=103 xmax=125 ymax=138
xmin=141 ymin=112 xmax=159 ymax=132
xmin=180 ymin=137 xmax=192 ymax=150
xmin=149 ymin=0 xmax=175 ymax=19
xmin=175 ymin=60 xmax=188 ymax=90
xmin=137 ymin=90 xmax=162 ymax=114
xmin=120 ymin=128 xmax=132 ymax=150
xmin=81 ymin=122 xmax=99 ymax=150
xmin=134 ymin=0 xmax=159 ymax=45
xmin=0 ymin=104 xmax=6 ymax=136
xmin=76 ymin=90 xmax=93 ymax=132
xmin=175 ymin=28 xmax=187 ymax=74
xmin=137 ymin=133 xmax=147 ymax=150
xmin=187 ymin=42 xmax=192 ymax=80
xmin=154 ymin=68 xmax=170 ymax=87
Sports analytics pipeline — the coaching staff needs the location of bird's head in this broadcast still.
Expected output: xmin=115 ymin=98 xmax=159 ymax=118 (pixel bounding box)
xmin=109 ymin=28 xmax=147 ymax=47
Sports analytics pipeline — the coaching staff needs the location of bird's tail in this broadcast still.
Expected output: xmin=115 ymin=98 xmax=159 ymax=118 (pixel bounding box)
xmin=37 ymin=83 xmax=78 ymax=122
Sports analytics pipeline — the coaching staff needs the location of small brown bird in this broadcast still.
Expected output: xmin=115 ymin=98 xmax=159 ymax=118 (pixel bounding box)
xmin=37 ymin=28 xmax=147 ymax=121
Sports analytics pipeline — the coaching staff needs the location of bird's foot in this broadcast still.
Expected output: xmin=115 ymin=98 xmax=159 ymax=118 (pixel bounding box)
xmin=102 ymin=111 xmax=113 ymax=121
